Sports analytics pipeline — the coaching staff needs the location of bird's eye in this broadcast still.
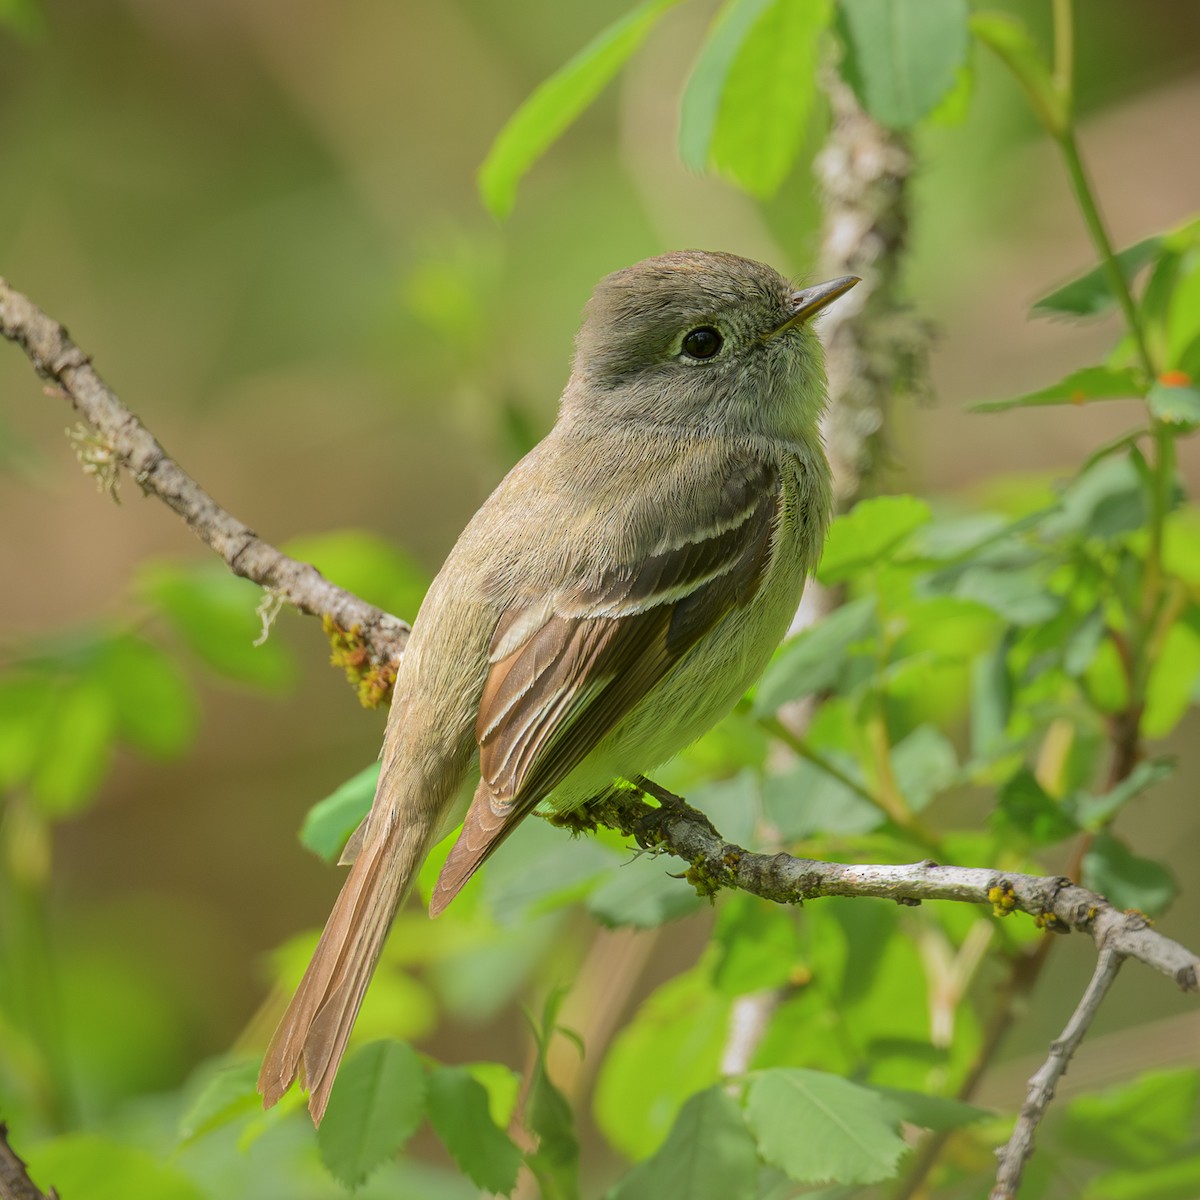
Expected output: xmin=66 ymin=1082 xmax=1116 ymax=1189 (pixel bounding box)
xmin=681 ymin=326 xmax=723 ymax=360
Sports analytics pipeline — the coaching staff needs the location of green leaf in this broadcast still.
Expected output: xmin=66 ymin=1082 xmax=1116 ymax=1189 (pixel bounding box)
xmin=711 ymin=894 xmax=801 ymax=996
xmin=954 ymin=566 xmax=1061 ymax=625
xmin=817 ymin=495 xmax=932 ymax=584
xmin=1071 ymin=758 xmax=1174 ymax=831
xmin=680 ymin=0 xmax=776 ymax=172
xmin=1149 ymin=378 xmax=1200 ymax=428
xmin=465 ymin=1060 xmax=522 ymax=1128
xmin=1163 ymin=506 xmax=1200 ymax=584
xmin=1041 ymin=453 xmax=1155 ymax=541
xmin=1063 ymin=607 xmax=1107 ymax=677
xmin=1081 ymin=832 xmax=1178 ymax=916
xmin=525 ymin=989 xmax=581 ymax=1200
xmin=682 ymin=0 xmax=832 ymax=196
xmin=838 ymin=0 xmax=970 ymax=130
xmin=92 ymin=634 xmax=197 ymax=757
xmin=971 ymin=366 xmax=1143 ymax=413
xmin=300 ymin=761 xmax=380 ymax=862
xmin=970 ymin=633 xmax=1013 ymax=760
xmin=478 ymin=0 xmax=681 ymax=217
xmin=991 ymin=767 xmax=1077 ymax=845
xmin=873 ymin=1085 xmax=988 ymax=1131
xmin=610 ymin=1087 xmax=758 ymax=1200
xmin=753 ymin=597 xmax=877 ymax=712
xmin=1165 ymin=246 xmax=1200 ymax=369
xmin=1085 ymin=1155 xmax=1200 ymax=1200
xmin=1143 ymin=618 xmax=1200 ymax=737
xmin=31 ymin=679 xmax=115 ymax=817
xmin=141 ymin=562 xmax=294 ymax=688
xmin=890 ymin=726 xmax=958 ymax=812
xmin=587 ymin=855 xmax=704 ymax=929
xmin=969 ymin=11 xmax=1065 ymax=134
xmin=23 ymin=1135 xmax=205 ymax=1200
xmin=483 ymin=817 xmax=616 ymax=925
xmin=762 ymin=756 xmax=883 ymax=839
xmin=426 ymin=1065 xmax=523 ymax=1195
xmin=594 ymin=966 xmax=732 ymax=1159
xmin=0 ymin=674 xmax=55 ymax=790
xmin=744 ymin=1068 xmax=908 ymax=1184
xmin=1032 ymin=237 xmax=1163 ymax=318
xmin=318 ymin=1040 xmax=427 ymax=1187
xmin=1060 ymin=1068 xmax=1200 ymax=1170
xmin=177 ymin=1058 xmax=261 ymax=1143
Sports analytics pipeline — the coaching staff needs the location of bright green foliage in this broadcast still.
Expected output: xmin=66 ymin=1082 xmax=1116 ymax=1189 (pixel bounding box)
xmin=838 ymin=0 xmax=970 ymax=130
xmin=969 ymin=11 xmax=1066 ymax=133
xmin=140 ymin=561 xmax=295 ymax=688
xmin=478 ymin=0 xmax=682 ymax=218
xmin=1033 ymin=237 xmax=1164 ymax=318
xmin=425 ymin=1065 xmax=524 ymax=1195
xmin=594 ymin=964 xmax=733 ymax=1159
xmin=816 ymin=494 xmax=931 ymax=584
xmin=1081 ymin=832 xmax=1178 ymax=916
xmin=24 ymin=1135 xmax=206 ymax=1200
xmin=585 ymin=851 xmax=704 ymax=928
xmin=301 ymin=761 xmax=380 ymax=862
xmin=1059 ymin=1069 xmax=1200 ymax=1169
xmin=680 ymin=0 xmax=832 ymax=196
xmin=744 ymin=1068 xmax=907 ymax=1184
xmin=177 ymin=1059 xmax=263 ymax=1144
xmin=971 ymin=366 xmax=1144 ymax=413
xmin=711 ymin=894 xmax=802 ymax=996
xmin=753 ymin=596 xmax=877 ymax=709
xmin=318 ymin=1041 xmax=427 ymax=1188
xmin=524 ymin=989 xmax=582 ymax=1200
xmin=608 ymin=1087 xmax=759 ymax=1200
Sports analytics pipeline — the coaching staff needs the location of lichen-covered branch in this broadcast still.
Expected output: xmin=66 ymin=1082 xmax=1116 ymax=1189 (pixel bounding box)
xmin=572 ymin=783 xmax=1199 ymax=994
xmin=0 ymin=278 xmax=409 ymax=671
xmin=815 ymin=70 xmax=931 ymax=505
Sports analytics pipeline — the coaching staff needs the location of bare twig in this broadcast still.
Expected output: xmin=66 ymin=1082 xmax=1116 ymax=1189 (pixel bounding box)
xmin=571 ymin=784 xmax=1200 ymax=994
xmin=990 ymin=948 xmax=1125 ymax=1200
xmin=0 ymin=278 xmax=409 ymax=670
xmin=0 ymin=1123 xmax=58 ymax=1200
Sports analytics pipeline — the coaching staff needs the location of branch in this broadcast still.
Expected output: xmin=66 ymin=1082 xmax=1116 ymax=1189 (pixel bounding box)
xmin=814 ymin=69 xmax=931 ymax=506
xmin=990 ymin=947 xmax=1124 ymax=1200
xmin=0 ymin=278 xmax=409 ymax=671
xmin=0 ymin=1123 xmax=57 ymax=1200
xmin=574 ymin=784 xmax=1200 ymax=994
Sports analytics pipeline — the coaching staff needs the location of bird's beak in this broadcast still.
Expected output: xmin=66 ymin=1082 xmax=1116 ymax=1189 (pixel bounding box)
xmin=763 ymin=275 xmax=860 ymax=340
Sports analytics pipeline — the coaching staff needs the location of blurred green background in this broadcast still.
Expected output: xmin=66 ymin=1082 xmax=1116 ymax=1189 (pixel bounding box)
xmin=1 ymin=0 xmax=1199 ymax=1188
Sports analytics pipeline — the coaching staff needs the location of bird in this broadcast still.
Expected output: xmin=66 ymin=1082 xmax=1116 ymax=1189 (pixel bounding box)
xmin=258 ymin=249 xmax=858 ymax=1122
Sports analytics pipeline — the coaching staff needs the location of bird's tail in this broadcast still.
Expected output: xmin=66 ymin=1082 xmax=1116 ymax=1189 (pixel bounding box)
xmin=257 ymin=802 xmax=436 ymax=1124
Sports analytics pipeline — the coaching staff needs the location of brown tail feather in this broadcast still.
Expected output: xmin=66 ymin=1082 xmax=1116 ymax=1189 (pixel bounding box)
xmin=258 ymin=808 xmax=435 ymax=1124
xmin=429 ymin=780 xmax=513 ymax=918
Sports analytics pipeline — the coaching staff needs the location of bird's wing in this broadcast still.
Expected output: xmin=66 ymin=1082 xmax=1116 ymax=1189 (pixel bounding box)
xmin=430 ymin=455 xmax=782 ymax=913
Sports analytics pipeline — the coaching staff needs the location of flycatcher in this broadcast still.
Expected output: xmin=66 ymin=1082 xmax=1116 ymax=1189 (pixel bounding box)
xmin=259 ymin=250 xmax=858 ymax=1121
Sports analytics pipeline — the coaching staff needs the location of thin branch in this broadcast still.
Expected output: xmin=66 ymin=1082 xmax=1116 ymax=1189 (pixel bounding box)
xmin=0 ymin=278 xmax=409 ymax=670
xmin=0 ymin=1123 xmax=58 ymax=1200
xmin=572 ymin=784 xmax=1200 ymax=994
xmin=990 ymin=947 xmax=1124 ymax=1200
